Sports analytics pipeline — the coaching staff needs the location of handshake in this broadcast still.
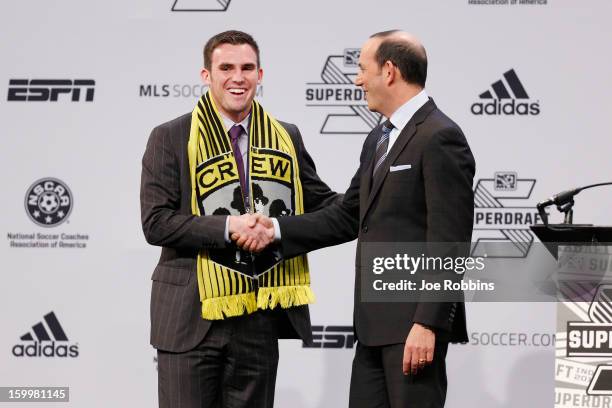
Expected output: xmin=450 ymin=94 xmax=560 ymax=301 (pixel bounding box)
xmin=228 ymin=213 xmax=276 ymax=253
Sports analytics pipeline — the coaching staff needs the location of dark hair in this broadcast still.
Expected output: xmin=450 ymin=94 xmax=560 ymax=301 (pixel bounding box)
xmin=269 ymin=199 xmax=292 ymax=217
xmin=370 ymin=30 xmax=427 ymax=87
xmin=212 ymin=207 xmax=231 ymax=216
xmin=203 ymin=30 xmax=260 ymax=70
xmin=230 ymin=186 xmax=243 ymax=211
xmin=251 ymin=184 xmax=269 ymax=205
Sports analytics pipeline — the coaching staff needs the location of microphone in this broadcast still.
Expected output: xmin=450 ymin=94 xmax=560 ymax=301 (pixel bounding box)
xmin=537 ymin=182 xmax=612 ymax=225
xmin=536 ymin=187 xmax=582 ymax=210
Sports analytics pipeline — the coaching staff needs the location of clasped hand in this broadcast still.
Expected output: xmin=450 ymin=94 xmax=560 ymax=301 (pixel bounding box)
xmin=228 ymin=213 xmax=275 ymax=252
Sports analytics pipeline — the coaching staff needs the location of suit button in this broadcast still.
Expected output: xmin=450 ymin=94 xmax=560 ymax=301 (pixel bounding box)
xmin=362 ymin=225 xmax=368 ymax=233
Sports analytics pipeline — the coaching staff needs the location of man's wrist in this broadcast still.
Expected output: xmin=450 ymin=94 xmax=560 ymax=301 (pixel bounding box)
xmin=271 ymin=217 xmax=281 ymax=242
xmin=413 ymin=322 xmax=435 ymax=332
xmin=224 ymin=216 xmax=232 ymax=243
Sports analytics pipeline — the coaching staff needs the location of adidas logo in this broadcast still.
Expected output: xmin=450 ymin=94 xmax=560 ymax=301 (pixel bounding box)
xmin=12 ymin=311 xmax=79 ymax=358
xmin=471 ymin=69 xmax=540 ymax=116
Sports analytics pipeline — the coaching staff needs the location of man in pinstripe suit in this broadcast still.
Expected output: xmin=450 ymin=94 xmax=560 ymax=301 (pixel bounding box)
xmin=140 ymin=30 xmax=337 ymax=408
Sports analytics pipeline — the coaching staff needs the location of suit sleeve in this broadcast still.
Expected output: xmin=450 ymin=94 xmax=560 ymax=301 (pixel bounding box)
xmin=140 ymin=124 xmax=227 ymax=250
xmin=277 ymin=130 xmax=369 ymax=259
xmin=288 ymin=123 xmax=340 ymax=212
xmin=413 ymin=126 xmax=475 ymax=330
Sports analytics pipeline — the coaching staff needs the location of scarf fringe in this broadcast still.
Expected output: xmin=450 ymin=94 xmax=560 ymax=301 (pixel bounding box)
xmin=201 ymin=292 xmax=257 ymax=320
xmin=257 ymin=286 xmax=316 ymax=310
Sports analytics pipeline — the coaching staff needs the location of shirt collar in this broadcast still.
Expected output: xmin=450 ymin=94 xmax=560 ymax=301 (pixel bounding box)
xmin=221 ymin=112 xmax=251 ymax=134
xmin=387 ymin=89 xmax=429 ymax=131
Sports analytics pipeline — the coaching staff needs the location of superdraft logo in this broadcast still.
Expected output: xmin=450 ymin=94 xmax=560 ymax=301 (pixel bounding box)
xmin=305 ymin=49 xmax=381 ymax=134
xmin=471 ymin=171 xmax=544 ymax=258
xmin=171 ymin=0 xmax=231 ymax=11
xmin=12 ymin=311 xmax=79 ymax=358
xmin=471 ymin=69 xmax=540 ymax=116
xmin=556 ymin=275 xmax=612 ymax=403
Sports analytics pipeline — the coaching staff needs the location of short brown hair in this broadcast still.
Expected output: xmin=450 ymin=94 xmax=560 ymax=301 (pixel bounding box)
xmin=370 ymin=30 xmax=427 ymax=87
xmin=203 ymin=30 xmax=261 ymax=69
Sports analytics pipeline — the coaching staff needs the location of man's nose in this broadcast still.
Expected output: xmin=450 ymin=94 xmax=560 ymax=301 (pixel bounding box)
xmin=354 ymin=73 xmax=363 ymax=86
xmin=232 ymin=70 xmax=245 ymax=82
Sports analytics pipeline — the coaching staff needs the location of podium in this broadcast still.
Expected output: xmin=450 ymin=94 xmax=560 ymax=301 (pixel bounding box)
xmin=531 ymin=224 xmax=612 ymax=258
xmin=531 ymin=224 xmax=612 ymax=402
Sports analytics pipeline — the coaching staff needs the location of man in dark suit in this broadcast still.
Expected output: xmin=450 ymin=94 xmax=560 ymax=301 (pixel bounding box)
xmin=236 ymin=30 xmax=475 ymax=407
xmin=140 ymin=30 xmax=337 ymax=408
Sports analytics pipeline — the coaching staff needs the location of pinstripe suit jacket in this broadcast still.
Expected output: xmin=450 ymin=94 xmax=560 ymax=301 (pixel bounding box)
xmin=140 ymin=112 xmax=338 ymax=352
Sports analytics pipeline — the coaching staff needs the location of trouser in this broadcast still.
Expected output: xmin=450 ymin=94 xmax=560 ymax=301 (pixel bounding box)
xmin=349 ymin=341 xmax=449 ymax=408
xmin=157 ymin=310 xmax=280 ymax=408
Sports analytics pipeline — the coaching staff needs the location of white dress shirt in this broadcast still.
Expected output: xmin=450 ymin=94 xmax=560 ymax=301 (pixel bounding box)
xmin=386 ymin=89 xmax=429 ymax=153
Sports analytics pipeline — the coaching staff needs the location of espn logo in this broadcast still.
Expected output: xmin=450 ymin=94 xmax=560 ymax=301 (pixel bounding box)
xmin=7 ymin=79 xmax=95 ymax=102
xmin=303 ymin=325 xmax=355 ymax=349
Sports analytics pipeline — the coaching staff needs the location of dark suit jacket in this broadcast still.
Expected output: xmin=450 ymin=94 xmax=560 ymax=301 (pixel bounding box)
xmin=140 ymin=112 xmax=338 ymax=352
xmin=278 ymin=99 xmax=475 ymax=346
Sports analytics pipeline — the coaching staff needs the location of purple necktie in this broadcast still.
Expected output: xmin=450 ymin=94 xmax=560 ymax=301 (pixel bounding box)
xmin=229 ymin=125 xmax=249 ymax=208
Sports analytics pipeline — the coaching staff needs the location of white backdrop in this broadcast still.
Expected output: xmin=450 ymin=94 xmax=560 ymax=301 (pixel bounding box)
xmin=2 ymin=0 xmax=611 ymax=406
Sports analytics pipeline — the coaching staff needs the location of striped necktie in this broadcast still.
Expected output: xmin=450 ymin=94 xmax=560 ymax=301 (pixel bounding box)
xmin=372 ymin=120 xmax=394 ymax=178
xmin=229 ymin=125 xmax=249 ymax=208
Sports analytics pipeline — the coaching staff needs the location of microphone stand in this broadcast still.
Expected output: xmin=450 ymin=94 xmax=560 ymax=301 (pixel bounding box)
xmin=557 ymin=199 xmax=574 ymax=224
xmin=537 ymin=181 xmax=612 ymax=228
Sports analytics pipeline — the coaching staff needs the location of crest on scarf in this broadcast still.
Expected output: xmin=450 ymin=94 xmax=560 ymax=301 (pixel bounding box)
xmin=196 ymin=148 xmax=296 ymax=276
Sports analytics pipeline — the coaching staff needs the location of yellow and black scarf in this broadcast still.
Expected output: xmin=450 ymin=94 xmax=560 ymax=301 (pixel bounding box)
xmin=188 ymin=92 xmax=314 ymax=320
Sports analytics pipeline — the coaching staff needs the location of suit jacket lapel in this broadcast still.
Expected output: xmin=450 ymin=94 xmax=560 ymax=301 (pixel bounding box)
xmin=359 ymin=137 xmax=376 ymax=223
xmin=361 ymin=99 xmax=436 ymax=222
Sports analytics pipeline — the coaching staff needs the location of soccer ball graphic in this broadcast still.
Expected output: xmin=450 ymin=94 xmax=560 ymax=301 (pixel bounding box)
xmin=38 ymin=192 xmax=59 ymax=213
xmin=25 ymin=178 xmax=73 ymax=227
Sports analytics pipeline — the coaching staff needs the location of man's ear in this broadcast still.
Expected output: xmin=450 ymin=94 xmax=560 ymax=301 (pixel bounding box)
xmin=383 ymin=61 xmax=396 ymax=86
xmin=200 ymin=68 xmax=211 ymax=85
